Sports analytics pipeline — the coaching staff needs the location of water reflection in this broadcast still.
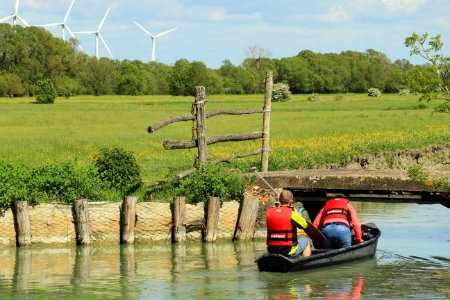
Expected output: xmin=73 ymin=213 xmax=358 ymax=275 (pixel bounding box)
xmin=0 ymin=203 xmax=448 ymax=299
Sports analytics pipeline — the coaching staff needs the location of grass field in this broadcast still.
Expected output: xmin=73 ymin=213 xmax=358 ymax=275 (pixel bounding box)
xmin=0 ymin=93 xmax=448 ymax=184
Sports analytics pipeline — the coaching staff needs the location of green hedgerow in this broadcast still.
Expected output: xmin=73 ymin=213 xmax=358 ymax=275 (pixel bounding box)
xmin=0 ymin=161 xmax=31 ymax=208
xmin=93 ymin=148 xmax=142 ymax=197
xmin=28 ymin=161 xmax=103 ymax=204
xmin=145 ymin=164 xmax=244 ymax=204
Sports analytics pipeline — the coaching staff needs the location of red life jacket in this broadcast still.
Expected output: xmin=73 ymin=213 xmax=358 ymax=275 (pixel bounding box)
xmin=320 ymin=198 xmax=351 ymax=228
xmin=266 ymin=206 xmax=296 ymax=247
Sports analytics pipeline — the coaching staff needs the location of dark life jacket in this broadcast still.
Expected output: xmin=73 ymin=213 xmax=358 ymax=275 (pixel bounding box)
xmin=320 ymin=197 xmax=351 ymax=228
xmin=266 ymin=206 xmax=296 ymax=247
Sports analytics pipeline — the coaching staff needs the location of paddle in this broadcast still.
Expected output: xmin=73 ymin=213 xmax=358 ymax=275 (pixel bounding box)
xmin=254 ymin=171 xmax=327 ymax=245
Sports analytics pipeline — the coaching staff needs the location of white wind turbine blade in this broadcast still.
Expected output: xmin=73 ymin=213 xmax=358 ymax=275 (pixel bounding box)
xmin=155 ymin=28 xmax=177 ymax=38
xmin=15 ymin=0 xmax=20 ymax=15
xmin=73 ymin=30 xmax=97 ymax=34
xmin=65 ymin=25 xmax=83 ymax=50
xmin=16 ymin=15 xmax=29 ymax=27
xmin=0 ymin=16 xmax=13 ymax=23
xmin=97 ymin=7 xmax=111 ymax=31
xmin=37 ymin=22 xmax=63 ymax=27
xmin=99 ymin=33 xmax=113 ymax=57
xmin=64 ymin=0 xmax=75 ymax=23
xmin=134 ymin=21 xmax=154 ymax=37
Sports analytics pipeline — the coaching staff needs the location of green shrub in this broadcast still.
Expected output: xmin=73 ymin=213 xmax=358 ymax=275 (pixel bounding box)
xmin=93 ymin=148 xmax=142 ymax=197
xmin=307 ymin=93 xmax=321 ymax=102
xmin=145 ymin=165 xmax=244 ymax=204
xmin=34 ymin=79 xmax=57 ymax=104
xmin=0 ymin=161 xmax=31 ymax=208
xmin=272 ymin=83 xmax=292 ymax=102
xmin=368 ymin=88 xmax=381 ymax=97
xmin=399 ymin=88 xmax=411 ymax=96
xmin=28 ymin=161 xmax=103 ymax=203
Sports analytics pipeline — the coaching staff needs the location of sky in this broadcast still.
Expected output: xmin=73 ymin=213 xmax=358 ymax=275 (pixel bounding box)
xmin=1 ymin=0 xmax=450 ymax=68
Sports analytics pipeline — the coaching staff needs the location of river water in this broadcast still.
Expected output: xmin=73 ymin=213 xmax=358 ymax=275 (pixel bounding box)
xmin=0 ymin=202 xmax=449 ymax=299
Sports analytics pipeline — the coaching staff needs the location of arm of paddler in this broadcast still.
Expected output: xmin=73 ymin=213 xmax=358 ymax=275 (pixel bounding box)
xmin=291 ymin=210 xmax=308 ymax=230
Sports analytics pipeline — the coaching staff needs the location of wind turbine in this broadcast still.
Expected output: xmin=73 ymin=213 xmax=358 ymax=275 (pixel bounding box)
xmin=0 ymin=0 xmax=30 ymax=27
xmin=134 ymin=21 xmax=177 ymax=62
xmin=73 ymin=8 xmax=112 ymax=58
xmin=36 ymin=0 xmax=77 ymax=41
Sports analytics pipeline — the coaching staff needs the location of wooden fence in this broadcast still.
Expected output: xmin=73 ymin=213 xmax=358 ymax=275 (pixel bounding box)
xmin=9 ymin=194 xmax=264 ymax=246
xmin=148 ymin=71 xmax=273 ymax=178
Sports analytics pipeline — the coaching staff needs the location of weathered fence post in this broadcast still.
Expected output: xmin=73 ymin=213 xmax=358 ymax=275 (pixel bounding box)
xmin=73 ymin=199 xmax=92 ymax=245
xmin=234 ymin=195 xmax=260 ymax=240
xmin=261 ymin=71 xmax=273 ymax=172
xmin=204 ymin=196 xmax=220 ymax=242
xmin=120 ymin=196 xmax=137 ymax=244
xmin=13 ymin=200 xmax=31 ymax=246
xmin=173 ymin=196 xmax=186 ymax=243
xmin=195 ymin=86 xmax=208 ymax=164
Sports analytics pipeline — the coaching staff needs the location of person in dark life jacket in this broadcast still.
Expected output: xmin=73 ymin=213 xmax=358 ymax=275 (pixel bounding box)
xmin=313 ymin=196 xmax=363 ymax=249
xmin=266 ymin=189 xmax=312 ymax=257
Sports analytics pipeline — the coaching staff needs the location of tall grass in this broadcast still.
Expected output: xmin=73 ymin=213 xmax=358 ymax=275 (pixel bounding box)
xmin=0 ymin=94 xmax=448 ymax=183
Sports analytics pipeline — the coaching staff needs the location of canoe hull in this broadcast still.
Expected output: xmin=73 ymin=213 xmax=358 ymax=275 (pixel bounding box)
xmin=256 ymin=223 xmax=381 ymax=272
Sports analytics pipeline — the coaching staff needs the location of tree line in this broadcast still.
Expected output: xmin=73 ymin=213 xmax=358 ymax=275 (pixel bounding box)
xmin=0 ymin=23 xmax=431 ymax=97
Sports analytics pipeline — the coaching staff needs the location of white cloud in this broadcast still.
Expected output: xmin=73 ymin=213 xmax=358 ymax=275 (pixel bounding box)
xmin=380 ymin=0 xmax=426 ymax=12
xmin=317 ymin=5 xmax=350 ymax=23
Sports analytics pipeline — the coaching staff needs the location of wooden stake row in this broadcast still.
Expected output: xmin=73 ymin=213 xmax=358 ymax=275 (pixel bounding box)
xmin=11 ymin=195 xmax=260 ymax=247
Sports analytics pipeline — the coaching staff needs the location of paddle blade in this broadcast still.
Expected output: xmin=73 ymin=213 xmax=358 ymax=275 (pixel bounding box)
xmin=304 ymin=221 xmax=327 ymax=244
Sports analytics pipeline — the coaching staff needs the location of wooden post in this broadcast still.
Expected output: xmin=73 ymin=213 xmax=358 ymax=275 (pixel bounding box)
xmin=73 ymin=199 xmax=92 ymax=245
xmin=13 ymin=201 xmax=31 ymax=246
xmin=120 ymin=196 xmax=137 ymax=244
xmin=195 ymin=86 xmax=207 ymax=165
xmin=72 ymin=245 xmax=93 ymax=286
xmin=261 ymin=71 xmax=273 ymax=172
xmin=204 ymin=196 xmax=220 ymax=242
xmin=234 ymin=195 xmax=260 ymax=241
xmin=173 ymin=196 xmax=186 ymax=243
xmin=13 ymin=247 xmax=31 ymax=290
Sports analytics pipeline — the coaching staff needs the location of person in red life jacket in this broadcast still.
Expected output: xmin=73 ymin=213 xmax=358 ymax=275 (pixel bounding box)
xmin=266 ymin=189 xmax=312 ymax=257
xmin=313 ymin=196 xmax=363 ymax=249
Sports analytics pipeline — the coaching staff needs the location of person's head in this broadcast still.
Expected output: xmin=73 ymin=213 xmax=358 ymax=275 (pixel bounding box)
xmin=279 ymin=189 xmax=295 ymax=206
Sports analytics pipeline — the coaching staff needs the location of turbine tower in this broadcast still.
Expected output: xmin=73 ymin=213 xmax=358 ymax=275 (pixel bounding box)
xmin=36 ymin=0 xmax=77 ymax=41
xmin=0 ymin=0 xmax=30 ymax=27
xmin=74 ymin=8 xmax=112 ymax=58
xmin=134 ymin=21 xmax=177 ymax=62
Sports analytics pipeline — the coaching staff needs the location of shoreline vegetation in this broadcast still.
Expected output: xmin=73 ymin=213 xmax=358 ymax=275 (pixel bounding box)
xmin=0 ymin=93 xmax=448 ymax=205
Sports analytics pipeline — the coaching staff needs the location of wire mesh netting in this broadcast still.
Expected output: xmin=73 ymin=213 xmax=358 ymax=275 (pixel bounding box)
xmin=0 ymin=197 xmax=263 ymax=245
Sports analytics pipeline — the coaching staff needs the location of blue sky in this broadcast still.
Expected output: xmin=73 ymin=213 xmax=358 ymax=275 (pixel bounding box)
xmin=1 ymin=0 xmax=450 ymax=68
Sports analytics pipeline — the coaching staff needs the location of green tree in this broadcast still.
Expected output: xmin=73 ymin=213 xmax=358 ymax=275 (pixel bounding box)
xmin=405 ymin=33 xmax=450 ymax=112
xmin=34 ymin=79 xmax=57 ymax=104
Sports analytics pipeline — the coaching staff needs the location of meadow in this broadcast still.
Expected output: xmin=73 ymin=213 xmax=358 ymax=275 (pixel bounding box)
xmin=0 ymin=93 xmax=448 ymax=184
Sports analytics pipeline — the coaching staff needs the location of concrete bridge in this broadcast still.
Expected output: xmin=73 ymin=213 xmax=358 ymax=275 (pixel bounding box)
xmin=255 ymin=169 xmax=450 ymax=208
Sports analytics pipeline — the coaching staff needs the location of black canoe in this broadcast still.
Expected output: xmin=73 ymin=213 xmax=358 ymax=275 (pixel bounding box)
xmin=255 ymin=223 xmax=381 ymax=272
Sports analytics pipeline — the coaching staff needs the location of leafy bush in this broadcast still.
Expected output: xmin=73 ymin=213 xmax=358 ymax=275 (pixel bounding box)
xmin=368 ymin=88 xmax=381 ymax=97
xmin=399 ymin=88 xmax=411 ymax=96
xmin=34 ymin=79 xmax=57 ymax=104
xmin=145 ymin=165 xmax=244 ymax=204
xmin=93 ymin=148 xmax=142 ymax=197
xmin=0 ymin=161 xmax=31 ymax=208
xmin=28 ymin=161 xmax=103 ymax=203
xmin=272 ymin=83 xmax=292 ymax=102
xmin=307 ymin=93 xmax=321 ymax=102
